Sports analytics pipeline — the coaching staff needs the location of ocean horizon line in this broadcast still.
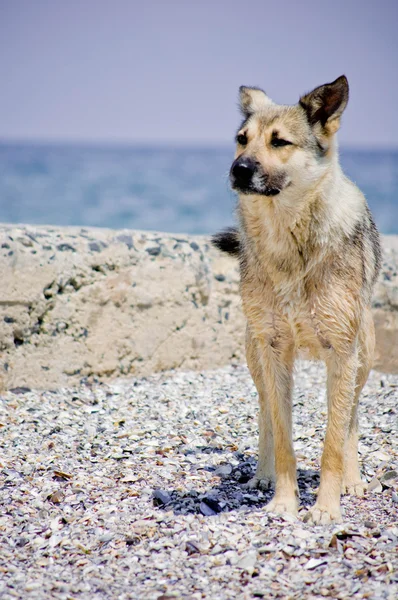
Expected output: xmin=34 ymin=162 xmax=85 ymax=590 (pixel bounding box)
xmin=1 ymin=138 xmax=398 ymax=154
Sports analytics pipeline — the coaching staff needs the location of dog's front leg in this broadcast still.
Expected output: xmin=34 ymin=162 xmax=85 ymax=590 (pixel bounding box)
xmin=305 ymin=348 xmax=358 ymax=524
xmin=256 ymin=336 xmax=298 ymax=517
xmin=245 ymin=327 xmax=275 ymax=490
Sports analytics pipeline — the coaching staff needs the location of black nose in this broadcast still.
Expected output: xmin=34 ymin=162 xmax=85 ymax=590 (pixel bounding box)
xmin=231 ymin=157 xmax=256 ymax=185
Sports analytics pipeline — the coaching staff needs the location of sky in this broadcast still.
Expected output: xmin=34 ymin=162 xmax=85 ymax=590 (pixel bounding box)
xmin=0 ymin=0 xmax=397 ymax=147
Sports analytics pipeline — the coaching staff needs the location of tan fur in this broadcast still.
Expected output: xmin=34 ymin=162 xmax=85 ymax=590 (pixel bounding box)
xmin=219 ymin=77 xmax=381 ymax=524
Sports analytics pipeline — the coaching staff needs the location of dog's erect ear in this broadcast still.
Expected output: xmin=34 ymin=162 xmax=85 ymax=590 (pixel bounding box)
xmin=239 ymin=86 xmax=273 ymax=116
xmin=299 ymin=75 xmax=349 ymax=134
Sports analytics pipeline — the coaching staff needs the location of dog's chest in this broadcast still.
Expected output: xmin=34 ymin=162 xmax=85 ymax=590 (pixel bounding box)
xmin=280 ymin=290 xmax=327 ymax=358
xmin=242 ymin=216 xmax=331 ymax=356
xmin=274 ymin=279 xmax=311 ymax=325
xmin=256 ymin=269 xmax=328 ymax=359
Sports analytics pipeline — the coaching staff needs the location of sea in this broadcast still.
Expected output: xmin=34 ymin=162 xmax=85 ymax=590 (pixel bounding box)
xmin=0 ymin=143 xmax=397 ymax=235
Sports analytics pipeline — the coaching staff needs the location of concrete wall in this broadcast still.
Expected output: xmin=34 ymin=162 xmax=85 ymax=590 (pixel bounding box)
xmin=1 ymin=224 xmax=397 ymax=390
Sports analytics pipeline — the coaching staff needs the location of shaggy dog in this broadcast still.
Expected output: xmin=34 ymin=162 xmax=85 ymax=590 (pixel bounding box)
xmin=212 ymin=76 xmax=381 ymax=523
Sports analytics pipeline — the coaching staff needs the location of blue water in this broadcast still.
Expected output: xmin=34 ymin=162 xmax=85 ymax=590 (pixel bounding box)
xmin=0 ymin=143 xmax=397 ymax=235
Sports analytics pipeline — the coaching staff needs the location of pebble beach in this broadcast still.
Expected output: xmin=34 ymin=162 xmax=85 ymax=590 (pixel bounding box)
xmin=0 ymin=361 xmax=397 ymax=599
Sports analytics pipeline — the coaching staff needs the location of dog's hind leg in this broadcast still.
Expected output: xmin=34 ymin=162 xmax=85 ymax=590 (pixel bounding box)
xmin=245 ymin=326 xmax=275 ymax=490
xmin=305 ymin=347 xmax=359 ymax=524
xmin=342 ymin=309 xmax=375 ymax=497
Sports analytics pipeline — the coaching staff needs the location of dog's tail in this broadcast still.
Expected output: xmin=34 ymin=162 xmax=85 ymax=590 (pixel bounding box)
xmin=211 ymin=227 xmax=240 ymax=256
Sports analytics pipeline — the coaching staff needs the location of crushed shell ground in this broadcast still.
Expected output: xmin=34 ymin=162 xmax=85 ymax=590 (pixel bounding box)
xmin=0 ymin=361 xmax=397 ymax=599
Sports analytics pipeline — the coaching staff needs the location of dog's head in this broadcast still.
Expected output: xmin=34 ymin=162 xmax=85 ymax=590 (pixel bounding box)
xmin=230 ymin=76 xmax=349 ymax=197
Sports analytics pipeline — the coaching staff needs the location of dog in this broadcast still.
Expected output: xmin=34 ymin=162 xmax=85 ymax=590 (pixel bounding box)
xmin=212 ymin=76 xmax=381 ymax=524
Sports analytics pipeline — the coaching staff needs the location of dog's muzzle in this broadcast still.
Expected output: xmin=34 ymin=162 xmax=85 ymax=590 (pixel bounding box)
xmin=230 ymin=156 xmax=281 ymax=196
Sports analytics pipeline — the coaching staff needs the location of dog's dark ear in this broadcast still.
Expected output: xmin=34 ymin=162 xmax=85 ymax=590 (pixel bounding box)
xmin=239 ymin=86 xmax=273 ymax=116
xmin=299 ymin=75 xmax=349 ymax=134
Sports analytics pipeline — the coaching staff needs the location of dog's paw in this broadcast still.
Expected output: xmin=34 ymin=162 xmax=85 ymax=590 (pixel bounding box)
xmin=265 ymin=496 xmax=298 ymax=518
xmin=303 ymin=504 xmax=342 ymax=525
xmin=341 ymin=480 xmax=367 ymax=497
xmin=244 ymin=475 xmax=274 ymax=491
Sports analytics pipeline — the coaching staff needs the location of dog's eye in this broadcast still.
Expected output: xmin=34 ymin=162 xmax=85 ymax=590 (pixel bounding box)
xmin=236 ymin=134 xmax=248 ymax=146
xmin=271 ymin=138 xmax=292 ymax=148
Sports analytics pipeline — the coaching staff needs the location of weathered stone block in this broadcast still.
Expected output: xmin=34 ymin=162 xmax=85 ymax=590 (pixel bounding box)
xmin=1 ymin=225 xmax=397 ymax=390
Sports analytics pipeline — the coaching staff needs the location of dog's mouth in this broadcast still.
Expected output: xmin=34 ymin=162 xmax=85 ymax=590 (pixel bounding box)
xmin=231 ymin=179 xmax=281 ymax=196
